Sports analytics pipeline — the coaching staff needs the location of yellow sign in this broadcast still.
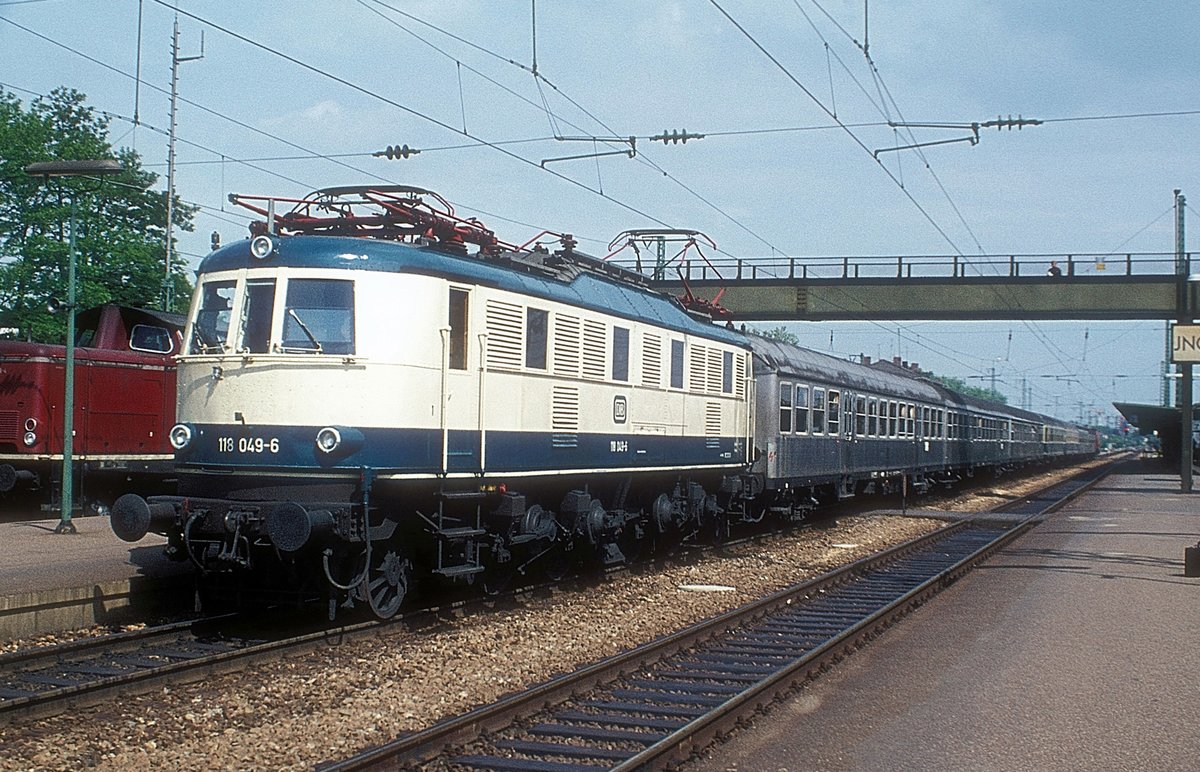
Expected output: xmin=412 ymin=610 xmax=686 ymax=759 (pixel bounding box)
xmin=1171 ymin=324 xmax=1200 ymax=363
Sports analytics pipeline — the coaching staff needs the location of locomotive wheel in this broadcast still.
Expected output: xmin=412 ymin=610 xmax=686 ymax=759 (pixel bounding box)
xmin=363 ymin=542 xmax=412 ymax=620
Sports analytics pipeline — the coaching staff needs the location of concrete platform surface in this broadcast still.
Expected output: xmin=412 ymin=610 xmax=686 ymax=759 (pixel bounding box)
xmin=0 ymin=516 xmax=190 ymax=638
xmin=693 ymin=462 xmax=1200 ymax=771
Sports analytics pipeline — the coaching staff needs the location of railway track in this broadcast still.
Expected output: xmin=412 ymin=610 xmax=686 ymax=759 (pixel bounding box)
xmin=0 ymin=460 xmax=1108 ymax=735
xmin=321 ymin=460 xmax=1115 ymax=771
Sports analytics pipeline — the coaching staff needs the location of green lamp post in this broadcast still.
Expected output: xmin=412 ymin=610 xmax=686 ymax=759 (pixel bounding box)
xmin=24 ymin=159 xmax=124 ymax=534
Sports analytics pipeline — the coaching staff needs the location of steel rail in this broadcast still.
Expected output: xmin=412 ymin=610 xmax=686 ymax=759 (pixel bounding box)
xmin=322 ymin=459 xmax=1117 ymax=770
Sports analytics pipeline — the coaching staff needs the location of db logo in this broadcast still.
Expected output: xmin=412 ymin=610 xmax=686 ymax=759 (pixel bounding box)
xmin=613 ymin=395 xmax=628 ymax=424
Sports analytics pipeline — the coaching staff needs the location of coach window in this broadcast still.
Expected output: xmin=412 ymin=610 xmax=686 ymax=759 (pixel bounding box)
xmin=908 ymin=404 xmax=917 ymax=438
xmin=282 ymin=278 xmax=354 ymax=354
xmin=812 ymin=388 xmax=826 ymax=434
xmin=888 ymin=400 xmax=897 ymax=437
xmin=192 ymin=280 xmax=235 ymax=353
xmin=670 ymin=340 xmax=685 ymax=389
xmin=448 ymin=288 xmax=469 ymax=370
xmin=795 ymin=385 xmax=810 ymax=433
xmin=779 ymin=383 xmax=793 ymax=433
xmin=612 ymin=326 xmax=630 ymax=381
xmin=826 ymin=390 xmax=840 ymax=435
xmin=855 ymin=395 xmax=866 ymax=436
xmin=526 ymin=307 xmax=548 ymax=369
xmin=238 ymin=279 xmax=276 ymax=354
xmin=867 ymin=398 xmax=877 ymax=437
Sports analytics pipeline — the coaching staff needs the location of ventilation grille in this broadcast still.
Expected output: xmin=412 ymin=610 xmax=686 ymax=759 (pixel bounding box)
xmin=0 ymin=410 xmax=18 ymax=441
xmin=689 ymin=344 xmax=708 ymax=392
xmin=735 ymin=352 xmax=747 ymax=398
xmin=707 ymin=348 xmax=723 ymax=393
xmin=553 ymin=315 xmax=580 ymax=378
xmin=552 ymin=386 xmax=579 ymax=448
xmin=484 ymin=300 xmax=523 ymax=370
xmin=642 ymin=333 xmax=662 ymax=388
xmin=582 ymin=319 xmax=606 ymax=380
xmin=705 ymin=401 xmax=722 ymax=447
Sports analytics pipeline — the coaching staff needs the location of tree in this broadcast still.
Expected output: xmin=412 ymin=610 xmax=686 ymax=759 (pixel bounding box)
xmin=751 ymin=325 xmax=799 ymax=345
xmin=0 ymin=88 xmax=196 ymax=342
xmin=925 ymin=373 xmax=1008 ymax=405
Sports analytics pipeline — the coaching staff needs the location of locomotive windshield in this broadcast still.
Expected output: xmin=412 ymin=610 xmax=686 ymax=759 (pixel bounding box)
xmin=281 ymin=279 xmax=354 ymax=354
xmin=187 ymin=276 xmax=354 ymax=356
xmin=191 ymin=280 xmax=235 ymax=353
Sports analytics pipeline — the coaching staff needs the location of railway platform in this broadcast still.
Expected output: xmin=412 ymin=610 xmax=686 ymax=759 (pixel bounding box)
xmin=693 ymin=459 xmax=1200 ymax=771
xmin=0 ymin=514 xmax=191 ymax=640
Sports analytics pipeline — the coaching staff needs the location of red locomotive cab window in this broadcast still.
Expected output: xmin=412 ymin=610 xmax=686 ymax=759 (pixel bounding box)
xmin=129 ymin=324 xmax=174 ymax=354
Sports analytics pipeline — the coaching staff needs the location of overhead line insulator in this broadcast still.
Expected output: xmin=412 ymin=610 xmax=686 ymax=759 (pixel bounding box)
xmin=374 ymin=144 xmax=421 ymax=159
xmin=651 ymin=129 xmax=705 ymax=145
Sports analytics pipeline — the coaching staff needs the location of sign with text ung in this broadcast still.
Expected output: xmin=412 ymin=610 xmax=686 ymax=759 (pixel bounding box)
xmin=1171 ymin=324 xmax=1200 ymax=363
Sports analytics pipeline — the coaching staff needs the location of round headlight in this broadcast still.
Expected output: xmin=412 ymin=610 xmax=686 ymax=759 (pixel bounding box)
xmin=22 ymin=431 xmax=37 ymax=447
xmin=24 ymin=418 xmax=37 ymax=432
xmin=250 ymin=234 xmax=275 ymax=259
xmin=315 ymin=427 xmax=342 ymax=454
xmin=169 ymin=423 xmax=193 ymax=450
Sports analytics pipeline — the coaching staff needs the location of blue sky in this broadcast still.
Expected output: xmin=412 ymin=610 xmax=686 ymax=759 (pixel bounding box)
xmin=2 ymin=1 xmax=1197 ymax=423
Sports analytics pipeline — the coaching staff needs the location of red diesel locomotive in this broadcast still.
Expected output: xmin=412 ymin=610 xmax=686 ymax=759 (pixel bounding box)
xmin=0 ymin=304 xmax=183 ymax=514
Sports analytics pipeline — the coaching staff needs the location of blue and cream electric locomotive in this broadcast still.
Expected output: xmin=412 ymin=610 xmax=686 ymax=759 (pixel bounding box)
xmin=111 ymin=186 xmax=755 ymax=617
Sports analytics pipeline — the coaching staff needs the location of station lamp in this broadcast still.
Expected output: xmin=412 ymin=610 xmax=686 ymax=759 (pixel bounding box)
xmin=24 ymin=159 xmax=124 ymax=534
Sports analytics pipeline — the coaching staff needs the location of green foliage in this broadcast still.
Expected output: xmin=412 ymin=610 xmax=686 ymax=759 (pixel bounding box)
xmin=925 ymin=372 xmax=1008 ymax=405
xmin=0 ymin=87 xmax=196 ymax=342
xmin=751 ymin=325 xmax=799 ymax=345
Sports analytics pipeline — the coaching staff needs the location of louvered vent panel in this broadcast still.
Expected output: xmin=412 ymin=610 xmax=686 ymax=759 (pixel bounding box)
xmin=707 ymin=348 xmax=723 ymax=393
xmin=705 ymin=401 xmax=722 ymax=447
xmin=689 ymin=344 xmax=707 ymax=393
xmin=552 ymin=386 xmax=579 ymax=448
xmin=642 ymin=333 xmax=662 ymax=388
xmin=735 ymin=352 xmax=747 ymax=398
xmin=484 ymin=300 xmax=523 ymax=370
xmin=582 ymin=319 xmax=607 ymax=380
xmin=0 ymin=411 xmax=18 ymax=441
xmin=553 ymin=315 xmax=580 ymax=377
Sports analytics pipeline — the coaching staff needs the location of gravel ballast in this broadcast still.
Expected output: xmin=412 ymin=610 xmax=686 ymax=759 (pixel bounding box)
xmin=0 ymin=462 xmax=1103 ymax=770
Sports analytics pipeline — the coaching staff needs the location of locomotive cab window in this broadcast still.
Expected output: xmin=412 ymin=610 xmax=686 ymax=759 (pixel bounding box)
xmin=239 ymin=280 xmax=276 ymax=354
xmin=281 ymin=279 xmax=354 ymax=354
xmin=129 ymin=324 xmax=174 ymax=354
xmin=448 ymin=288 xmax=469 ymax=370
xmin=191 ymin=280 xmax=235 ymax=353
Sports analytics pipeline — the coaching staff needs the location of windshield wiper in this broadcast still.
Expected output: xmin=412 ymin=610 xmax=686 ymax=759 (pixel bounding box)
xmin=191 ymin=325 xmax=226 ymax=354
xmin=287 ymin=308 xmax=323 ymax=353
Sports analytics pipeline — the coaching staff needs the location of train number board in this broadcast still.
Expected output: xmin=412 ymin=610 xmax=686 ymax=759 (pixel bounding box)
xmin=1171 ymin=324 xmax=1200 ymax=363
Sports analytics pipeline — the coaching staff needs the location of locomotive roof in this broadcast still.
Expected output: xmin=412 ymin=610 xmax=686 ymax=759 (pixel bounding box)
xmin=748 ymin=335 xmax=944 ymax=402
xmin=199 ymin=235 xmax=747 ymax=348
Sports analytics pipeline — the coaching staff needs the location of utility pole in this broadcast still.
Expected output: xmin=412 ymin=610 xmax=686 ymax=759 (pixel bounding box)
xmin=164 ymin=16 xmax=203 ymax=311
xmin=1175 ymin=189 xmax=1191 ymax=492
